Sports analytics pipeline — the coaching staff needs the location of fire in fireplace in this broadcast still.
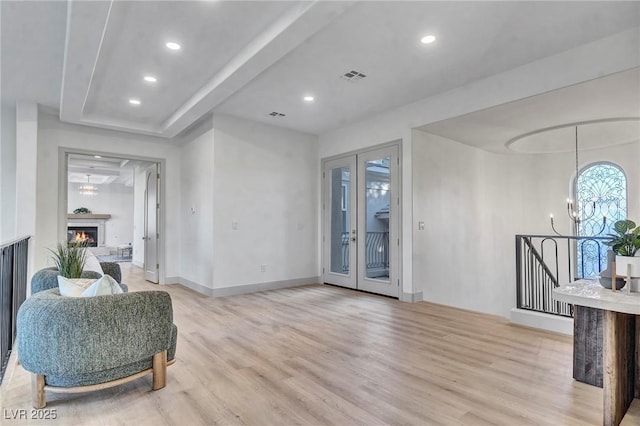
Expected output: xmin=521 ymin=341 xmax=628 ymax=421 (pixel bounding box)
xmin=67 ymin=226 xmax=98 ymax=247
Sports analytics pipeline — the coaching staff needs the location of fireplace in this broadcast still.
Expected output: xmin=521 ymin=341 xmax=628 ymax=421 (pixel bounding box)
xmin=67 ymin=226 xmax=98 ymax=247
xmin=67 ymin=214 xmax=110 ymax=247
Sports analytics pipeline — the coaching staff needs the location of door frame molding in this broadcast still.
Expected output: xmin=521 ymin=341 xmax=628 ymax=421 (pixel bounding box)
xmin=321 ymin=140 xmax=402 ymax=297
xmin=143 ymin=163 xmax=160 ymax=283
xmin=57 ymin=148 xmax=167 ymax=283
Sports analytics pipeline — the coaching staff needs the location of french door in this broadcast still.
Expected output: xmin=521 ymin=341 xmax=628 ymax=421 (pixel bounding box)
xmin=322 ymin=145 xmax=399 ymax=297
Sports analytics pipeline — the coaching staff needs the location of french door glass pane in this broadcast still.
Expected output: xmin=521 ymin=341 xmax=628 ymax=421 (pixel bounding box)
xmin=364 ymin=157 xmax=390 ymax=281
xmin=330 ymin=166 xmax=350 ymax=274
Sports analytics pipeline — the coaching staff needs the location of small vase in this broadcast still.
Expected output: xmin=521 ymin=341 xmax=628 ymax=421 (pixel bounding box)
xmin=599 ymin=250 xmax=625 ymax=289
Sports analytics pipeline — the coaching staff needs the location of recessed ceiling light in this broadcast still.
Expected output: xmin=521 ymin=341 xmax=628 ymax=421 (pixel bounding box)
xmin=144 ymin=75 xmax=157 ymax=83
xmin=129 ymin=98 xmax=141 ymax=105
xmin=93 ymin=155 xmax=102 ymax=159
xmin=303 ymin=96 xmax=315 ymax=102
xmin=421 ymin=35 xmax=436 ymax=44
xmin=165 ymin=42 xmax=181 ymax=50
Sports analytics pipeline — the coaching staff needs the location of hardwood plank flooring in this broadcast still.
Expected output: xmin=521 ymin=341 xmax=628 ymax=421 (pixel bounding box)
xmin=1 ymin=263 xmax=604 ymax=425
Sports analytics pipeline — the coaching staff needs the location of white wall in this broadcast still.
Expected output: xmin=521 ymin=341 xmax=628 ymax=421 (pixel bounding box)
xmin=179 ymin=117 xmax=214 ymax=290
xmin=521 ymin=143 xmax=640 ymax=234
xmin=412 ymin=130 xmax=640 ymax=319
xmin=0 ymin=103 xmax=16 ymax=242
xmin=412 ymin=130 xmax=522 ymax=317
xmin=16 ymin=103 xmax=38 ymax=239
xmin=67 ymin=182 xmax=134 ymax=247
xmin=318 ymin=27 xmax=640 ymax=314
xmin=35 ymin=112 xmax=181 ymax=282
xmin=212 ymin=114 xmax=319 ymax=290
xmin=15 ymin=103 xmax=38 ymax=277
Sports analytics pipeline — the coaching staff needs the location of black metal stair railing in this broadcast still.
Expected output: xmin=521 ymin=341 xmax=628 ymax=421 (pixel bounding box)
xmin=515 ymin=234 xmax=608 ymax=318
xmin=0 ymin=236 xmax=30 ymax=383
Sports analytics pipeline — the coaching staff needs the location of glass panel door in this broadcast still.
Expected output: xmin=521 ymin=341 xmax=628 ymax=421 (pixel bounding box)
xmin=363 ymin=157 xmax=390 ymax=280
xmin=357 ymin=146 xmax=399 ymax=297
xmin=323 ymin=156 xmax=357 ymax=289
xmin=322 ymin=145 xmax=399 ymax=297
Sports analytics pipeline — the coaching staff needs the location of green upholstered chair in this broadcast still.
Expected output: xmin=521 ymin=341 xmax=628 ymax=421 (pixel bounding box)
xmin=30 ymin=262 xmax=127 ymax=294
xmin=17 ymin=266 xmax=177 ymax=408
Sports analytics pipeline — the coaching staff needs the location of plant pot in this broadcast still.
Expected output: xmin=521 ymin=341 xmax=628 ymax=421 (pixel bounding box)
xmin=615 ymin=255 xmax=640 ymax=292
xmin=615 ymin=255 xmax=640 ymax=277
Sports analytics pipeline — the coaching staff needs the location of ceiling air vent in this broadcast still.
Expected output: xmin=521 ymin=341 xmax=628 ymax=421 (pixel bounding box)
xmin=268 ymin=111 xmax=286 ymax=117
xmin=341 ymin=70 xmax=367 ymax=82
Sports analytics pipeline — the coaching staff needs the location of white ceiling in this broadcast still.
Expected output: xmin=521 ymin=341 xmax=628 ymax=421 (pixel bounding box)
xmin=420 ymin=67 xmax=640 ymax=153
xmin=2 ymin=1 xmax=640 ymax=146
xmin=68 ymin=154 xmax=151 ymax=187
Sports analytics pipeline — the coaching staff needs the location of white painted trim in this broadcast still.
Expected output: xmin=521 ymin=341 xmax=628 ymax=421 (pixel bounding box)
xmin=400 ymin=291 xmax=423 ymax=303
xmin=167 ymin=276 xmax=214 ymax=296
xmin=510 ymin=308 xmax=573 ymax=335
xmin=212 ymin=277 xmax=320 ymax=297
xmin=132 ymin=260 xmax=144 ymax=269
xmin=166 ymin=276 xmax=320 ymax=297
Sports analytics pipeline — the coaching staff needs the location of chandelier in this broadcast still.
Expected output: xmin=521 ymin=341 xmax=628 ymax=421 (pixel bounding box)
xmin=79 ymin=174 xmax=98 ymax=196
xmin=549 ymin=126 xmax=606 ymax=237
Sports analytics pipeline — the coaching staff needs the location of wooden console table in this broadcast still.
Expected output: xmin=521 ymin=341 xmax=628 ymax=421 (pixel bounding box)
xmin=554 ymin=279 xmax=640 ymax=426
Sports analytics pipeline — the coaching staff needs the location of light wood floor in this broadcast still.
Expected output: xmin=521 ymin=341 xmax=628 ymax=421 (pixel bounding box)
xmin=1 ymin=263 xmax=607 ymax=425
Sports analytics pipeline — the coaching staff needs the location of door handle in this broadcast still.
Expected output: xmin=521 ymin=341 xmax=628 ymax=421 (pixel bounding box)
xmin=142 ymin=236 xmax=148 ymax=240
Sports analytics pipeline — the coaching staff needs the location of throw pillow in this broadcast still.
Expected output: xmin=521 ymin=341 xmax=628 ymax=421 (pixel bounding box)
xmin=58 ymin=276 xmax=96 ymax=297
xmin=81 ymin=274 xmax=124 ymax=297
xmin=84 ymin=250 xmax=104 ymax=276
xmin=58 ymin=275 xmax=123 ymax=297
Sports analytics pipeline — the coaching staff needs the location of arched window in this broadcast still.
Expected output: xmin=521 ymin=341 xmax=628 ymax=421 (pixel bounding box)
xmin=576 ymin=162 xmax=627 ymax=277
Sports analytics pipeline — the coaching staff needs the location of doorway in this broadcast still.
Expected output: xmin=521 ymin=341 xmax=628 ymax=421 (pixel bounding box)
xmin=322 ymin=144 xmax=400 ymax=297
xmin=63 ymin=151 xmax=163 ymax=284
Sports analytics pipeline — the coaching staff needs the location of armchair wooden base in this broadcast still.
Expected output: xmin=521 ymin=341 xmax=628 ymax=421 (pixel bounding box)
xmin=31 ymin=352 xmax=175 ymax=409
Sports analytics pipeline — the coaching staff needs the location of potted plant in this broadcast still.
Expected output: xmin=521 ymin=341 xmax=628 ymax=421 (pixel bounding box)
xmin=49 ymin=241 xmax=87 ymax=278
xmin=604 ymin=219 xmax=640 ymax=290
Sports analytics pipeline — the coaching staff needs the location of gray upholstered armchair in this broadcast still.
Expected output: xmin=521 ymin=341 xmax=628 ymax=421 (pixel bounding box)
xmin=17 ymin=286 xmax=177 ymax=408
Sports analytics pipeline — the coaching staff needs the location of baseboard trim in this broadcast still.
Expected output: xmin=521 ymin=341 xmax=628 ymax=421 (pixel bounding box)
xmin=510 ymin=308 xmax=573 ymax=335
xmin=164 ymin=276 xmax=320 ymax=297
xmin=132 ymin=260 xmax=144 ymax=268
xmin=166 ymin=276 xmax=214 ymax=296
xmin=400 ymin=291 xmax=423 ymax=303
xmin=212 ymin=276 xmax=320 ymax=297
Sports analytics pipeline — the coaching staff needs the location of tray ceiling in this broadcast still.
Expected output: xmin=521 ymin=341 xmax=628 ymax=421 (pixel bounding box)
xmin=1 ymin=1 xmax=639 ymax=142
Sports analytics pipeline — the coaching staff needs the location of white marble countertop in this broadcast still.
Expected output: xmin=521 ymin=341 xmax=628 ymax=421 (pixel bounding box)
xmin=553 ymin=279 xmax=640 ymax=315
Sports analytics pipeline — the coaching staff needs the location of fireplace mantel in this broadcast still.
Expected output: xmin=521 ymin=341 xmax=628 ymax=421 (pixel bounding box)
xmin=68 ymin=214 xmax=111 ymax=220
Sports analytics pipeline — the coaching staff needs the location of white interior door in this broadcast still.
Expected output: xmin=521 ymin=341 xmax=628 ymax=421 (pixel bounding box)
xmin=322 ymin=145 xmax=399 ymax=298
xmin=144 ymin=163 xmax=159 ymax=283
